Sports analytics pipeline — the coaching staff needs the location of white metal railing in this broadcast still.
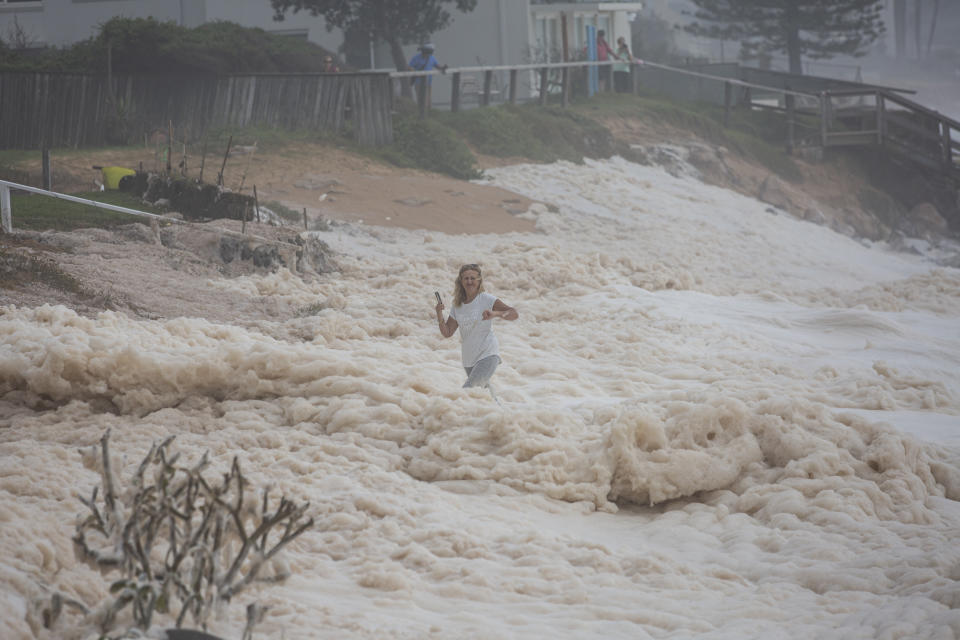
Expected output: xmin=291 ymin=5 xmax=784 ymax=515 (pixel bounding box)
xmin=0 ymin=179 xmax=300 ymax=250
xmin=387 ymin=58 xmax=821 ymax=99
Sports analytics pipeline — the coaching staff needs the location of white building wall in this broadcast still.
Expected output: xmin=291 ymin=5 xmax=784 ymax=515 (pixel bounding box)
xmin=408 ymin=0 xmax=530 ymax=103
xmin=422 ymin=0 xmax=530 ymax=69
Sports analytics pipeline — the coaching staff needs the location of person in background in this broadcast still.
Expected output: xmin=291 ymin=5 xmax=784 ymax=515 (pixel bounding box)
xmin=613 ymin=36 xmax=633 ymax=93
xmin=596 ymin=30 xmax=616 ymax=92
xmin=435 ymin=264 xmax=518 ymax=398
xmin=321 ymin=55 xmax=339 ymax=73
xmin=408 ymin=43 xmax=448 ymax=106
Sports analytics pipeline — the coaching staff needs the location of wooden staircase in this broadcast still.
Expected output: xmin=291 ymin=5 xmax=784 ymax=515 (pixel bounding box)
xmin=817 ymin=88 xmax=960 ymax=184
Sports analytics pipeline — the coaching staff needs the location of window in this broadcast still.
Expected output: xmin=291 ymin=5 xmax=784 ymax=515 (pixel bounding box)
xmin=535 ymin=16 xmax=561 ymax=61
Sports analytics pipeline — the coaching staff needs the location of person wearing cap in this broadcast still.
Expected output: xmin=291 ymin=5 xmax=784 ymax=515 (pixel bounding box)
xmin=408 ymin=44 xmax=448 ymax=105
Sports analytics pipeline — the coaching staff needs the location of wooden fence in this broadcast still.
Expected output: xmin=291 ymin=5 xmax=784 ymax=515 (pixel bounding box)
xmin=0 ymin=71 xmax=393 ymax=149
xmin=4 ymin=63 xmax=955 ymax=186
xmin=815 ymin=88 xmax=960 ymax=179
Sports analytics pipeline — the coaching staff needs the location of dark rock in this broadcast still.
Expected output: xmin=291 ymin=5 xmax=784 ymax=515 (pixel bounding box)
xmin=219 ymin=236 xmax=240 ymax=263
xmin=118 ymin=172 xmax=147 ymax=194
xmin=165 ymin=630 xmax=225 ymax=640
xmin=135 ymin=174 xmax=255 ymax=222
xmin=907 ymin=202 xmax=950 ymax=237
xmin=757 ymin=175 xmax=793 ymax=212
xmin=297 ymin=235 xmax=336 ymax=273
xmin=114 ymin=223 xmax=157 ymax=244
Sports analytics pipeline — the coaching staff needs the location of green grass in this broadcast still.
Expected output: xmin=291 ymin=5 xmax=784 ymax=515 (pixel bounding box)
xmin=197 ymin=125 xmax=344 ymax=155
xmin=0 ymin=149 xmax=36 ymax=166
xmin=437 ymin=103 xmax=618 ymax=164
xmin=8 ymin=190 xmax=163 ymax=231
xmin=2 ymin=89 xmax=808 ymax=185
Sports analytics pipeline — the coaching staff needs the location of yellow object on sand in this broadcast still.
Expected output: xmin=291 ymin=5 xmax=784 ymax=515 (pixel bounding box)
xmin=101 ymin=166 xmax=136 ymax=190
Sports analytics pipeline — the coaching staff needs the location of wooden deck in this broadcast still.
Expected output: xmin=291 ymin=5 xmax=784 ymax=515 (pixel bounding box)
xmin=813 ymin=88 xmax=960 ymax=182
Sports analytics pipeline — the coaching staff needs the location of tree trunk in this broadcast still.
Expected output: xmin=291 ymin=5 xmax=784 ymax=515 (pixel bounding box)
xmin=785 ymin=2 xmax=802 ymax=74
xmin=388 ymin=37 xmax=412 ymax=98
xmin=914 ymin=0 xmax=923 ymax=59
xmin=894 ymin=0 xmax=907 ymax=58
xmin=926 ymin=0 xmax=940 ymax=59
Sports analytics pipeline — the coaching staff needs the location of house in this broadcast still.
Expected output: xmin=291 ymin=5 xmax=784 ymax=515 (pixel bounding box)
xmin=527 ymin=2 xmax=643 ymax=63
xmin=1 ymin=0 xmax=642 ymax=101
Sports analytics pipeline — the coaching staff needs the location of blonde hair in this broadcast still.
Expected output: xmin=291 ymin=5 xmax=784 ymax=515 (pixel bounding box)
xmin=452 ymin=263 xmax=484 ymax=307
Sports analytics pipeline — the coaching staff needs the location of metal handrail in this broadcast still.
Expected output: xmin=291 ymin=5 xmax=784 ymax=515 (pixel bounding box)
xmin=388 ymin=58 xmax=821 ymax=100
xmin=0 ymin=179 xmax=300 ymax=249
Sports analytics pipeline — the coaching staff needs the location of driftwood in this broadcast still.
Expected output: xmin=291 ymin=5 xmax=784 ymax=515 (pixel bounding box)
xmin=42 ymin=429 xmax=314 ymax=638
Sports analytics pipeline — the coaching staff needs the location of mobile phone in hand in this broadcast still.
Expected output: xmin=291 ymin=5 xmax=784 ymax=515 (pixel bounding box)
xmin=435 ymin=291 xmax=442 ymax=304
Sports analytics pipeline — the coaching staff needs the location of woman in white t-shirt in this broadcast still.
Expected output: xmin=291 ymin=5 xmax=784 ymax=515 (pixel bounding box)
xmin=436 ymin=263 xmax=518 ymax=389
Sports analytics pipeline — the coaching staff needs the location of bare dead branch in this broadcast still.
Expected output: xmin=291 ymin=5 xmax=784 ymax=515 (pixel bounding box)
xmin=64 ymin=431 xmax=312 ymax=637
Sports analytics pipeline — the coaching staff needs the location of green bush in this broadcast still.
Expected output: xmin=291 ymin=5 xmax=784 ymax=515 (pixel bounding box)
xmin=440 ymin=107 xmax=549 ymax=160
xmin=0 ymin=17 xmax=337 ymax=73
xmin=379 ymin=115 xmax=481 ymax=180
xmin=436 ymin=103 xmax=617 ymax=165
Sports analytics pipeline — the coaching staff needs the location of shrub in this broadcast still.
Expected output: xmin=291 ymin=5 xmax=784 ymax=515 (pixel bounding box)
xmin=0 ymin=17 xmax=338 ymax=74
xmin=381 ymin=115 xmax=482 ymax=180
xmin=37 ymin=431 xmax=312 ymax=638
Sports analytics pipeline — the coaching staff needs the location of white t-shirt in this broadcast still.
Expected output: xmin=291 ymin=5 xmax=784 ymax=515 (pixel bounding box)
xmin=450 ymin=292 xmax=501 ymax=368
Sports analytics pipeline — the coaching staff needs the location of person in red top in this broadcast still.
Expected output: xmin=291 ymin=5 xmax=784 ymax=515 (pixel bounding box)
xmin=596 ymin=30 xmax=616 ymax=92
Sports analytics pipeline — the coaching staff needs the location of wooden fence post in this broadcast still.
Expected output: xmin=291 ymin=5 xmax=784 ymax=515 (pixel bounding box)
xmin=303 ymin=207 xmax=308 ymax=231
xmin=942 ymin=120 xmax=952 ymax=170
xmin=253 ymin=184 xmax=261 ymax=223
xmin=42 ymin=148 xmax=51 ymax=190
xmin=819 ymin=92 xmax=829 ymax=147
xmin=417 ymin=79 xmax=428 ymax=119
xmin=875 ymin=91 xmax=884 ymax=145
xmin=539 ymin=67 xmax=549 ymax=106
xmin=509 ymin=70 xmax=518 ymax=104
xmin=199 ymin=138 xmax=207 ymax=184
xmin=451 ymin=72 xmax=461 ymax=112
xmin=723 ymin=81 xmax=731 ymax=127
xmin=217 ymin=135 xmax=233 ymax=187
xmin=482 ymin=70 xmax=493 ymax=107
xmin=1 ymin=185 xmax=12 ymax=234
xmin=166 ymin=121 xmax=173 ymax=175
xmin=561 ymin=67 xmax=570 ymax=108
xmin=785 ymin=86 xmax=795 ymax=154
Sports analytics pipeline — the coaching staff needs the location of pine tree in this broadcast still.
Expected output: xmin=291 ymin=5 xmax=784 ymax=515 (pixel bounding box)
xmin=684 ymin=0 xmax=886 ymax=74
